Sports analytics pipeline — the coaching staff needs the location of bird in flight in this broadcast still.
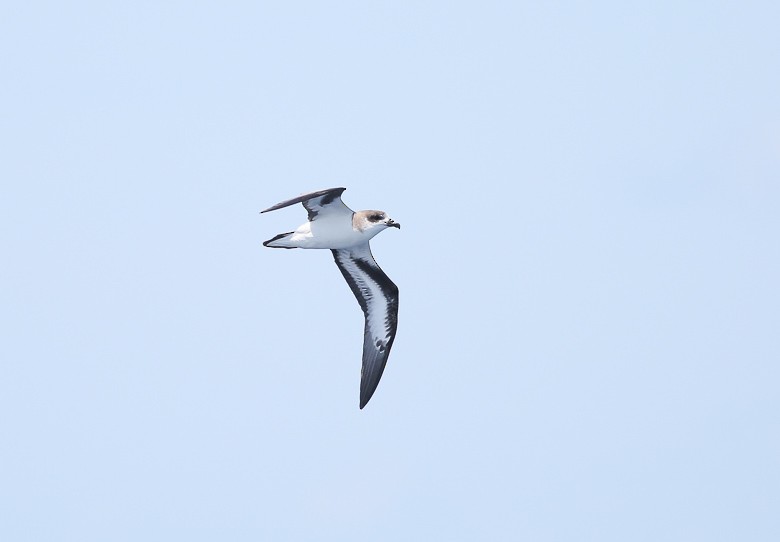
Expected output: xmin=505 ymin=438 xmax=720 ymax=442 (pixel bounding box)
xmin=261 ymin=187 xmax=400 ymax=409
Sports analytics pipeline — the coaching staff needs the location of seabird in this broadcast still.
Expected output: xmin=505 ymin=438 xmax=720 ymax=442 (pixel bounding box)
xmin=261 ymin=187 xmax=400 ymax=409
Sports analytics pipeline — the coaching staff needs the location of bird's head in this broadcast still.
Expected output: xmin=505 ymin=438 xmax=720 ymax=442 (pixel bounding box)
xmin=355 ymin=210 xmax=401 ymax=235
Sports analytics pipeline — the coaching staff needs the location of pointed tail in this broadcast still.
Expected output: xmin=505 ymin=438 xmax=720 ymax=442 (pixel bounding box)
xmin=263 ymin=232 xmax=297 ymax=249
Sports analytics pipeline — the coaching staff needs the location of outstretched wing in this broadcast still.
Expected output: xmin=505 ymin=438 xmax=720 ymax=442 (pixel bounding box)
xmin=332 ymin=244 xmax=399 ymax=409
xmin=261 ymin=187 xmax=352 ymax=221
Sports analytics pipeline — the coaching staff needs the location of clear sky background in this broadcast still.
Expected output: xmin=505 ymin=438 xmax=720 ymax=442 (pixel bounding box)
xmin=1 ymin=1 xmax=778 ymax=540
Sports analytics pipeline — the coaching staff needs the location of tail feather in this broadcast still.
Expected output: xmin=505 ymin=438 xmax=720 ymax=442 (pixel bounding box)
xmin=263 ymin=231 xmax=297 ymax=249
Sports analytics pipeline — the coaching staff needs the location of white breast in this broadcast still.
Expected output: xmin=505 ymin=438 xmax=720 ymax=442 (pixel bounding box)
xmin=291 ymin=216 xmax=368 ymax=249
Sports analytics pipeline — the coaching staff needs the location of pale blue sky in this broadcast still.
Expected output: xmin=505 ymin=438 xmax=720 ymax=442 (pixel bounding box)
xmin=1 ymin=1 xmax=779 ymax=540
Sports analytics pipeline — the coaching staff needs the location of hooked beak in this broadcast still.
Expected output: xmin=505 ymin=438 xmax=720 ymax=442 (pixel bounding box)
xmin=387 ymin=219 xmax=400 ymax=229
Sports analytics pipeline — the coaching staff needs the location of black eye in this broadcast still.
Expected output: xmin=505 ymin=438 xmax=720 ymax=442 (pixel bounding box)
xmin=370 ymin=214 xmax=384 ymax=221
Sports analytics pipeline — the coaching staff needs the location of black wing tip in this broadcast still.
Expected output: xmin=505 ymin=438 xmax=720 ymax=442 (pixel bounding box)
xmin=359 ymin=359 xmax=389 ymax=410
xmin=360 ymin=376 xmax=385 ymax=409
xmin=359 ymin=392 xmax=373 ymax=409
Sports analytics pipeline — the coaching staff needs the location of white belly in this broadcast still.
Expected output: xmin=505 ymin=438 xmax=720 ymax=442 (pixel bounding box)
xmin=290 ymin=217 xmax=366 ymax=249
